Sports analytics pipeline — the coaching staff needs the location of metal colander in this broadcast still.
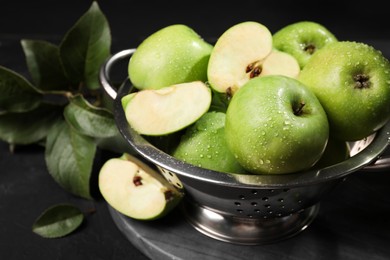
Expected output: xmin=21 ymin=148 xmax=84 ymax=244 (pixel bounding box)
xmin=99 ymin=49 xmax=390 ymax=245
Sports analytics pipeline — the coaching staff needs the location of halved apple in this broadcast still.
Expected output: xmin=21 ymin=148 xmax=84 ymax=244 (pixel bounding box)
xmin=207 ymin=21 xmax=273 ymax=94
xmin=98 ymin=153 xmax=183 ymax=220
xmin=122 ymin=81 xmax=212 ymax=136
xmin=260 ymin=50 xmax=300 ymax=79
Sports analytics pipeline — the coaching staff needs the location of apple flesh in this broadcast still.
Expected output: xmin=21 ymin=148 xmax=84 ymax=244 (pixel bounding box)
xmin=122 ymin=81 xmax=211 ymax=136
xmin=225 ymin=75 xmax=329 ymax=174
xmin=260 ymin=49 xmax=300 ymax=78
xmin=128 ymin=24 xmax=213 ymax=90
xmin=298 ymin=41 xmax=390 ymax=141
xmin=98 ymin=153 xmax=183 ymax=220
xmin=273 ymin=21 xmax=338 ymax=69
xmin=207 ymin=21 xmax=273 ymax=94
xmin=172 ymin=111 xmax=247 ymax=174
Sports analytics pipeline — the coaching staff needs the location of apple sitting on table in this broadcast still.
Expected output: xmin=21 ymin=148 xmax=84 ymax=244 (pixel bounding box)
xmin=98 ymin=153 xmax=183 ymax=220
xmin=128 ymin=24 xmax=213 ymax=90
xmin=172 ymin=111 xmax=247 ymax=174
xmin=298 ymin=41 xmax=390 ymax=141
xmin=273 ymin=21 xmax=338 ymax=69
xmin=121 ymin=81 xmax=211 ymax=136
xmin=225 ymin=75 xmax=329 ymax=174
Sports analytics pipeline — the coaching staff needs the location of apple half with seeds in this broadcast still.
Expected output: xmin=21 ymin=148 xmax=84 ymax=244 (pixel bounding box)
xmin=98 ymin=153 xmax=183 ymax=220
xmin=122 ymin=81 xmax=212 ymax=136
xmin=207 ymin=21 xmax=273 ymax=95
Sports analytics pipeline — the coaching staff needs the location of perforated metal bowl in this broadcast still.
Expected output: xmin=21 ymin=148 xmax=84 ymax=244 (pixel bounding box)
xmin=100 ymin=49 xmax=390 ymax=245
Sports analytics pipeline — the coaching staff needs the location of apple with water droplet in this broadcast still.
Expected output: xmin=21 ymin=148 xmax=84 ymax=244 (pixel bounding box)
xmin=298 ymin=41 xmax=390 ymax=141
xmin=128 ymin=24 xmax=213 ymax=90
xmin=172 ymin=111 xmax=246 ymax=173
xmin=225 ymin=75 xmax=329 ymax=174
xmin=273 ymin=21 xmax=338 ymax=69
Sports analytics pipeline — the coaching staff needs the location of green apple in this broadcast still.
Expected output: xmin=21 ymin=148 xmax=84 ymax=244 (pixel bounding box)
xmin=207 ymin=21 xmax=273 ymax=94
xmin=172 ymin=111 xmax=247 ymax=174
xmin=122 ymin=81 xmax=212 ymax=136
xmin=98 ymin=153 xmax=183 ymax=220
xmin=128 ymin=24 xmax=213 ymax=90
xmin=273 ymin=21 xmax=338 ymax=69
xmin=298 ymin=41 xmax=390 ymax=141
xmin=313 ymin=137 xmax=350 ymax=169
xmin=259 ymin=49 xmax=300 ymax=78
xmin=225 ymin=75 xmax=329 ymax=174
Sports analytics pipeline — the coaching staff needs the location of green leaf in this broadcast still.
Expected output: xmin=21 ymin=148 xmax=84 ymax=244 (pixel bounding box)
xmin=59 ymin=1 xmax=111 ymax=90
xmin=0 ymin=66 xmax=42 ymax=114
xmin=45 ymin=120 xmax=96 ymax=199
xmin=64 ymin=95 xmax=117 ymax=138
xmin=21 ymin=39 xmax=71 ymax=91
xmin=32 ymin=204 xmax=84 ymax=238
xmin=0 ymin=103 xmax=63 ymax=145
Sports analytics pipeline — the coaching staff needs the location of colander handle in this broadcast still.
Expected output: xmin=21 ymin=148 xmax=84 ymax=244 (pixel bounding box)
xmin=99 ymin=48 xmax=136 ymax=100
xmin=363 ymin=151 xmax=390 ymax=171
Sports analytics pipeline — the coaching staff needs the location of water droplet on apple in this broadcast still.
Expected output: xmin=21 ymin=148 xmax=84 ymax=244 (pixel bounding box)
xmin=259 ymin=159 xmax=264 ymax=164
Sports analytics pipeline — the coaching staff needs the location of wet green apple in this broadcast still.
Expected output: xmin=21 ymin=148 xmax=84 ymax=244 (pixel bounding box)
xmin=273 ymin=21 xmax=338 ymax=69
xmin=128 ymin=24 xmax=213 ymax=90
xmin=298 ymin=41 xmax=390 ymax=141
xmin=225 ymin=75 xmax=329 ymax=174
xmin=122 ymin=81 xmax=211 ymax=136
xmin=98 ymin=153 xmax=183 ymax=220
xmin=207 ymin=21 xmax=273 ymax=95
xmin=172 ymin=111 xmax=246 ymax=174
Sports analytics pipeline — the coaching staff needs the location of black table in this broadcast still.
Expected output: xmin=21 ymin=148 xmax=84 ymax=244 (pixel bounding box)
xmin=1 ymin=1 xmax=390 ymax=259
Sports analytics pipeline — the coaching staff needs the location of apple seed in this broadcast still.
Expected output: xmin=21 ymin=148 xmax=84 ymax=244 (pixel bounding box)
xmin=133 ymin=175 xmax=142 ymax=186
xmin=246 ymin=61 xmax=263 ymax=78
xmin=353 ymin=73 xmax=371 ymax=89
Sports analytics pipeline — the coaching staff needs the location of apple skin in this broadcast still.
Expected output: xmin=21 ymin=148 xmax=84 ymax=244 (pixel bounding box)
xmin=225 ymin=75 xmax=329 ymax=174
xmin=98 ymin=153 xmax=183 ymax=221
xmin=273 ymin=21 xmax=338 ymax=69
xmin=128 ymin=24 xmax=213 ymax=90
xmin=172 ymin=111 xmax=247 ymax=174
xmin=298 ymin=41 xmax=390 ymax=141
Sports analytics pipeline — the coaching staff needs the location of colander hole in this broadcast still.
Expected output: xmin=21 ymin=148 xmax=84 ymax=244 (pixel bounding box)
xmin=234 ymin=202 xmax=241 ymax=206
xmin=251 ymin=202 xmax=258 ymax=206
xmin=280 ymin=205 xmax=285 ymax=209
xmin=262 ymin=197 xmax=269 ymax=201
xmin=278 ymin=198 xmax=284 ymax=203
xmin=239 ymin=195 xmax=245 ymax=200
xmin=251 ymin=190 xmax=258 ymax=194
xmin=247 ymin=215 xmax=253 ymax=218
xmin=269 ymin=189 xmax=275 ymax=193
xmin=264 ymin=204 xmax=271 ymax=208
xmin=283 ymin=189 xmax=290 ymax=192
xmin=254 ymin=209 xmax=260 ymax=213
xmin=267 ymin=210 xmax=273 ymax=214
xmin=175 ymin=182 xmax=182 ymax=188
xmin=168 ymin=172 xmax=174 ymax=176
xmin=237 ymin=209 xmax=243 ymax=213
xmin=298 ymin=200 xmax=302 ymax=203
xmin=277 ymin=213 xmax=283 ymax=217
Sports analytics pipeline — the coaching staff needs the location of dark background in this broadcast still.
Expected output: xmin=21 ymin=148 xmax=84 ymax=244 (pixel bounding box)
xmin=1 ymin=1 xmax=390 ymax=259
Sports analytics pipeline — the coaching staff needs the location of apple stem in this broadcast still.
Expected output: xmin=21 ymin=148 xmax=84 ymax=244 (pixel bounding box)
xmin=165 ymin=190 xmax=174 ymax=201
xmin=294 ymin=101 xmax=305 ymax=116
xmin=304 ymin=43 xmax=316 ymax=55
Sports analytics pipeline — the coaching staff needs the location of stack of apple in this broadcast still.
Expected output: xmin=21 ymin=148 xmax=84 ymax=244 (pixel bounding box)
xmin=98 ymin=21 xmax=390 ymax=220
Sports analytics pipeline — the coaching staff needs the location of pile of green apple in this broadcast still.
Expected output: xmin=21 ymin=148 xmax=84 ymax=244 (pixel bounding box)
xmin=98 ymin=21 xmax=390 ymax=220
